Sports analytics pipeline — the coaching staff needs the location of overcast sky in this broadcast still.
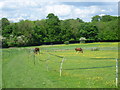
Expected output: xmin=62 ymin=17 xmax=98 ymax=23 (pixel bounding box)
xmin=0 ymin=0 xmax=119 ymax=22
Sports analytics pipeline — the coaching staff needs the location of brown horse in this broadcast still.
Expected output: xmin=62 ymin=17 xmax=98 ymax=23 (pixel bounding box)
xmin=75 ymin=48 xmax=83 ymax=53
xmin=34 ymin=48 xmax=40 ymax=54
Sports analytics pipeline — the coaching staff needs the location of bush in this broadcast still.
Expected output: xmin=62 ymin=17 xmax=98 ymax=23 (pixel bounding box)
xmin=64 ymin=41 xmax=69 ymax=45
xmin=91 ymin=47 xmax=100 ymax=51
xmin=79 ymin=37 xmax=86 ymax=43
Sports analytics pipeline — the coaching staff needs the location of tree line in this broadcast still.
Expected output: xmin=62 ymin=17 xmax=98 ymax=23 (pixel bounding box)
xmin=0 ymin=13 xmax=119 ymax=47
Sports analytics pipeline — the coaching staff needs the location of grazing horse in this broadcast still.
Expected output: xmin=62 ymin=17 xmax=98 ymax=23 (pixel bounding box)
xmin=33 ymin=48 xmax=40 ymax=54
xmin=75 ymin=48 xmax=83 ymax=53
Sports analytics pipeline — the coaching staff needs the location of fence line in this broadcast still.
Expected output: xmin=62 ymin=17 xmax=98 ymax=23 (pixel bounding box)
xmin=48 ymin=53 xmax=63 ymax=58
xmin=28 ymin=51 xmax=66 ymax=76
xmin=47 ymin=53 xmax=66 ymax=77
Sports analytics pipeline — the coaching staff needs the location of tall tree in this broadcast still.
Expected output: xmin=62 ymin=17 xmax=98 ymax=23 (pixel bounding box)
xmin=1 ymin=18 xmax=10 ymax=29
xmin=91 ymin=15 xmax=101 ymax=22
xmin=79 ymin=23 xmax=98 ymax=40
xmin=100 ymin=15 xmax=117 ymax=22
xmin=1 ymin=14 xmax=119 ymax=47
xmin=34 ymin=19 xmax=47 ymax=44
xmin=46 ymin=13 xmax=61 ymax=42
xmin=1 ymin=18 xmax=10 ymax=37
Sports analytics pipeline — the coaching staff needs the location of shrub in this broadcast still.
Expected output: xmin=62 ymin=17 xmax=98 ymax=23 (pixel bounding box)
xmin=79 ymin=37 xmax=86 ymax=43
xmin=91 ymin=47 xmax=100 ymax=51
xmin=64 ymin=41 xmax=69 ymax=45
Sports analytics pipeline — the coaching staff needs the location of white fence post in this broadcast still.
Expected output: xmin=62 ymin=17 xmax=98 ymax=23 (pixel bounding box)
xmin=60 ymin=58 xmax=65 ymax=77
xmin=46 ymin=53 xmax=50 ymax=71
xmin=116 ymin=58 xmax=118 ymax=87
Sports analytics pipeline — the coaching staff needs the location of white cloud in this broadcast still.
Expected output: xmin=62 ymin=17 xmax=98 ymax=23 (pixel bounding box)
xmin=57 ymin=5 xmax=104 ymax=20
xmin=99 ymin=14 xmax=106 ymax=16
xmin=5 ymin=0 xmax=118 ymax=2
xmin=0 ymin=2 xmax=4 ymax=8
xmin=101 ymin=9 xmax=106 ymax=12
xmin=0 ymin=0 xmax=118 ymax=22
xmin=44 ymin=5 xmax=72 ymax=16
xmin=56 ymin=0 xmax=115 ymax=1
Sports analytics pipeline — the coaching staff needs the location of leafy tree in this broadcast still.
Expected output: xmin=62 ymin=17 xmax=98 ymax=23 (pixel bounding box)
xmin=46 ymin=13 xmax=61 ymax=42
xmin=76 ymin=18 xmax=84 ymax=23
xmin=16 ymin=20 xmax=35 ymax=45
xmin=1 ymin=18 xmax=11 ymax=37
xmin=60 ymin=20 xmax=72 ymax=41
xmin=1 ymin=14 xmax=119 ymax=47
xmin=34 ymin=19 xmax=47 ymax=44
xmin=79 ymin=23 xmax=98 ymax=40
xmin=1 ymin=18 xmax=10 ymax=29
xmin=2 ymin=24 xmax=13 ymax=37
xmin=91 ymin=15 xmax=101 ymax=22
xmin=100 ymin=15 xmax=117 ymax=22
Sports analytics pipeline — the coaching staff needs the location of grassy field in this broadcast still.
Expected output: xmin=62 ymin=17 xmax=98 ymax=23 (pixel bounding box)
xmin=2 ymin=42 xmax=119 ymax=88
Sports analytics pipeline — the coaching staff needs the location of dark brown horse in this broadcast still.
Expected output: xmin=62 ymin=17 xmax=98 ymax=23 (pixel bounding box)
xmin=33 ymin=48 xmax=40 ymax=54
xmin=75 ymin=48 xmax=83 ymax=53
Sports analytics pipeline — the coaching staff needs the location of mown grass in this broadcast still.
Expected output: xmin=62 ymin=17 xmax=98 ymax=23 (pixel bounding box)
xmin=2 ymin=42 xmax=118 ymax=88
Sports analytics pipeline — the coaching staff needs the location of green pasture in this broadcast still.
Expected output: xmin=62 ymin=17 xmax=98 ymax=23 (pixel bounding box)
xmin=2 ymin=42 xmax=119 ymax=88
